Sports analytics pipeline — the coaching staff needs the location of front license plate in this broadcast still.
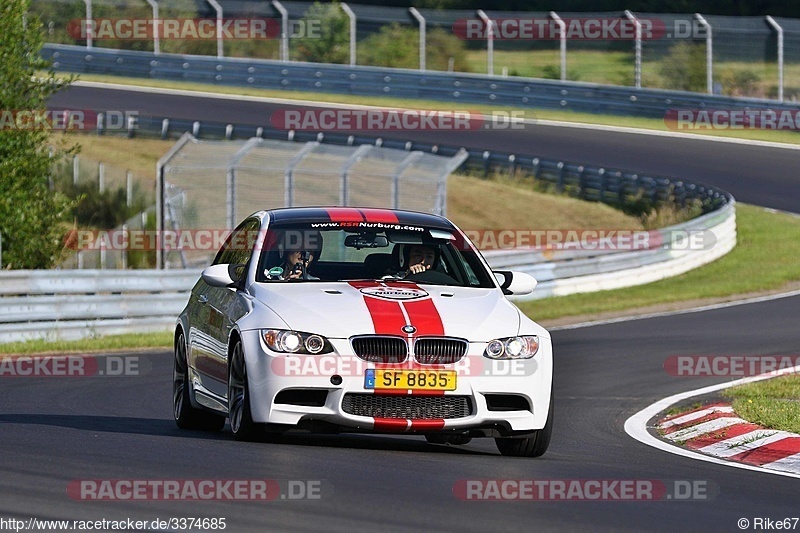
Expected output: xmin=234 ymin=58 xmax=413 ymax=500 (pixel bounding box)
xmin=364 ymin=369 xmax=457 ymax=391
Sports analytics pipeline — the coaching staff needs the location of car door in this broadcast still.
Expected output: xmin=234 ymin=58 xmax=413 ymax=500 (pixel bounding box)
xmin=192 ymin=217 xmax=260 ymax=400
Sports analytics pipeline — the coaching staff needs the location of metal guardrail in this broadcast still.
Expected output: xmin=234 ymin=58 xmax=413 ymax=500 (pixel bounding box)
xmin=0 ymin=201 xmax=735 ymax=342
xmin=42 ymin=44 xmax=800 ymax=119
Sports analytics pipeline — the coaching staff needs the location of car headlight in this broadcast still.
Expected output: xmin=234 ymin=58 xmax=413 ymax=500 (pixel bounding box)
xmin=483 ymin=336 xmax=539 ymax=359
xmin=262 ymin=329 xmax=333 ymax=354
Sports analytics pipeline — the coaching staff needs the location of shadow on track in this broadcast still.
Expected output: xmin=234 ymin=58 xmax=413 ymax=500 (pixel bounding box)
xmin=0 ymin=413 xmax=497 ymax=455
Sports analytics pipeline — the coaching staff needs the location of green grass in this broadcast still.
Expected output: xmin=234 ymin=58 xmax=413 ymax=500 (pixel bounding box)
xmin=0 ymin=331 xmax=173 ymax=355
xmin=67 ymin=73 xmax=800 ymax=146
xmin=722 ymin=375 xmax=800 ymax=434
xmin=518 ymin=204 xmax=800 ymax=321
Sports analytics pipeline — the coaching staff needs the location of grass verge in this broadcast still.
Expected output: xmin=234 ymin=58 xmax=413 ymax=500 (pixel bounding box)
xmin=722 ymin=375 xmax=800 ymax=434
xmin=518 ymin=204 xmax=800 ymax=322
xmin=68 ymin=73 xmax=800 ymax=146
xmin=0 ymin=331 xmax=173 ymax=355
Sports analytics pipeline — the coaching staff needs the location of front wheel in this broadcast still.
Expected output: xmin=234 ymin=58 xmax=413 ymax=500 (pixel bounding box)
xmin=228 ymin=340 xmax=259 ymax=441
xmin=495 ymin=393 xmax=553 ymax=457
xmin=173 ymin=332 xmax=225 ymax=431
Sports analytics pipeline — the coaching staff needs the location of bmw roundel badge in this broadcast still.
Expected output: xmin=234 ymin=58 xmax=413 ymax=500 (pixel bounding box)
xmin=402 ymin=325 xmax=417 ymax=334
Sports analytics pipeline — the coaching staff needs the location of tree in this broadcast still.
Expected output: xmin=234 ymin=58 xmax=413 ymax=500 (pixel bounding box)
xmin=0 ymin=0 xmax=75 ymax=269
xmin=291 ymin=1 xmax=350 ymax=64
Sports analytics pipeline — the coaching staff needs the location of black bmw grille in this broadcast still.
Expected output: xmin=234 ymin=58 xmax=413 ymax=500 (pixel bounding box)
xmin=351 ymin=336 xmax=407 ymax=363
xmin=414 ymin=338 xmax=468 ymax=364
xmin=342 ymin=394 xmax=473 ymax=419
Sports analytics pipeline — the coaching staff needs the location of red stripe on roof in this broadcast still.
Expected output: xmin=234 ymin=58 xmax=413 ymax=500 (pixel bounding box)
xmin=728 ymin=437 xmax=800 ymax=466
xmin=684 ymin=423 xmax=762 ymax=449
xmin=359 ymin=208 xmax=399 ymax=223
xmin=325 ymin=208 xmax=364 ymax=222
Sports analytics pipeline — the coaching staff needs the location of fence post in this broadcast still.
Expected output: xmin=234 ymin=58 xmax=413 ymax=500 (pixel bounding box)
xmin=145 ymin=0 xmax=159 ymax=54
xmin=549 ymin=12 xmax=566 ymax=81
xmin=206 ymin=0 xmax=224 ymax=58
xmin=121 ymin=224 xmax=128 ymax=269
xmin=272 ymin=0 xmax=289 ymax=62
xmin=766 ymin=16 xmax=784 ymax=102
xmin=409 ymin=8 xmax=426 ymax=71
xmin=285 ymin=141 xmax=319 ymax=207
xmin=341 ymin=3 xmax=357 ymax=66
xmin=341 ymin=145 xmax=372 ymax=206
xmin=98 ymin=162 xmax=105 ymax=192
xmin=694 ymin=14 xmax=713 ymax=94
xmin=477 ymin=10 xmax=493 ymax=75
xmin=73 ymin=155 xmax=79 ymax=185
xmin=126 ymin=171 xmax=133 ymax=207
xmin=624 ymin=10 xmax=642 ymax=89
xmin=82 ymin=0 xmax=93 ymax=50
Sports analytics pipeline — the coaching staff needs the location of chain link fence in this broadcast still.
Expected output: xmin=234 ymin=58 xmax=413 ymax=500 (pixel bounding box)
xmin=157 ymin=133 xmax=467 ymax=268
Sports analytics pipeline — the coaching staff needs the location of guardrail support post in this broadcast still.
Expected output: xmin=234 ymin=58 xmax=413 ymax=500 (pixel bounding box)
xmin=409 ymin=8 xmax=426 ymax=71
xmin=477 ymin=10 xmax=493 ymax=75
xmin=549 ymin=12 xmax=566 ymax=81
xmin=624 ymin=10 xmax=642 ymax=88
xmin=272 ymin=0 xmax=289 ymax=62
xmin=766 ymin=15 xmax=784 ymax=102
xmin=341 ymin=3 xmax=357 ymax=66
xmin=694 ymin=14 xmax=713 ymax=94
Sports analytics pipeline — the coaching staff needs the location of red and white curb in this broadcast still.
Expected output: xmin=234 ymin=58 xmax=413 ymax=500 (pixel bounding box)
xmin=659 ymin=403 xmax=800 ymax=475
xmin=624 ymin=364 xmax=800 ymax=479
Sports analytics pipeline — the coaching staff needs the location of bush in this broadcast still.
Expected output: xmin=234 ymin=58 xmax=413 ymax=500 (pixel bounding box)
xmin=718 ymin=68 xmax=762 ymax=97
xmin=659 ymin=42 xmax=707 ymax=92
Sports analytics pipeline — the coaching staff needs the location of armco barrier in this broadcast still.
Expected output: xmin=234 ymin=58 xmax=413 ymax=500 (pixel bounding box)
xmin=42 ymin=44 xmax=800 ymax=119
xmin=0 ymin=203 xmax=735 ymax=342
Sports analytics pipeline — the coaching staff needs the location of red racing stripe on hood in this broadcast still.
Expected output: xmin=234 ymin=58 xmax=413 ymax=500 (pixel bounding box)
xmin=348 ymin=281 xmax=406 ymax=336
xmin=402 ymin=298 xmax=445 ymax=336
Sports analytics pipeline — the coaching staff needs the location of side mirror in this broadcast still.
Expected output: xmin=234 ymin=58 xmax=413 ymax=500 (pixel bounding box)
xmin=202 ymin=264 xmax=246 ymax=288
xmin=494 ymin=270 xmax=537 ymax=296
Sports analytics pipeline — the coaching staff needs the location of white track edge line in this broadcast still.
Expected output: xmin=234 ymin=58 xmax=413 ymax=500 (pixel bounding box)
xmin=550 ymin=289 xmax=800 ymax=331
xmin=624 ymin=364 xmax=800 ymax=480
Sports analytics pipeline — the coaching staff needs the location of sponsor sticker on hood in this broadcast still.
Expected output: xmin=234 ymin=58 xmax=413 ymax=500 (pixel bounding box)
xmin=360 ymin=286 xmax=429 ymax=301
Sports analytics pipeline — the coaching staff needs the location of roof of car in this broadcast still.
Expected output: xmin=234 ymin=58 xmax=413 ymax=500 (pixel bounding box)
xmin=265 ymin=207 xmax=455 ymax=231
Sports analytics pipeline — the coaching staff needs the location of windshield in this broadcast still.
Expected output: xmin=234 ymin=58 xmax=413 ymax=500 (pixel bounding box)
xmin=255 ymin=222 xmax=495 ymax=288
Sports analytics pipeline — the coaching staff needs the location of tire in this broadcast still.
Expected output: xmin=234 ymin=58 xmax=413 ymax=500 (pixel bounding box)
xmin=495 ymin=392 xmax=553 ymax=458
xmin=173 ymin=331 xmax=225 ymax=431
xmin=228 ymin=340 xmax=259 ymax=441
xmin=425 ymin=434 xmax=472 ymax=445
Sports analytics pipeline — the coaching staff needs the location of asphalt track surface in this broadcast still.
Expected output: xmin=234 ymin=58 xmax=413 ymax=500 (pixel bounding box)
xmin=50 ymin=84 xmax=800 ymax=213
xmin=1 ymin=85 xmax=797 ymax=531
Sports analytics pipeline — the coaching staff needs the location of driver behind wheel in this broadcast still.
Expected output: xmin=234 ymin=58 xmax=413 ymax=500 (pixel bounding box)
xmin=405 ymin=244 xmax=437 ymax=275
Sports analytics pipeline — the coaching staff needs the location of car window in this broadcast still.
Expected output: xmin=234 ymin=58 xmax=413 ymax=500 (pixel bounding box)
xmin=254 ymin=222 xmax=495 ymax=288
xmin=213 ymin=218 xmax=261 ymax=266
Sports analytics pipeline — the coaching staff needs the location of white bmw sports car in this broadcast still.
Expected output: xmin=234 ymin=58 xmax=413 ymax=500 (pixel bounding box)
xmin=174 ymin=207 xmax=553 ymax=457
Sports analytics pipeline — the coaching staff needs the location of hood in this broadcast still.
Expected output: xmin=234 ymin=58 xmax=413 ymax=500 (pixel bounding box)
xmin=249 ymin=281 xmax=536 ymax=341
